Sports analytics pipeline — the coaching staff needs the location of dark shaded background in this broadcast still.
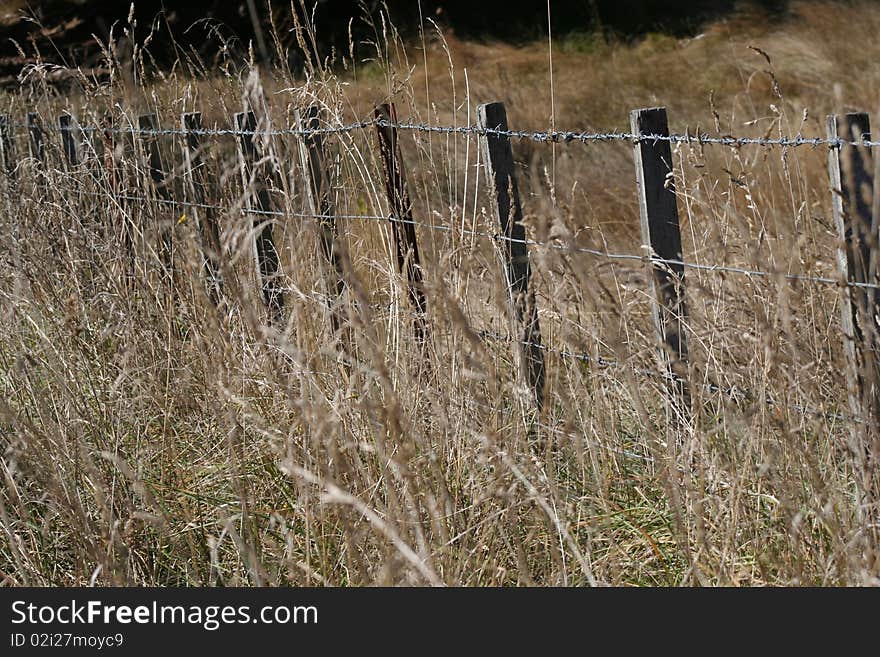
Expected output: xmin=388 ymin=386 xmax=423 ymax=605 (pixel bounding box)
xmin=1 ymin=0 xmax=796 ymax=75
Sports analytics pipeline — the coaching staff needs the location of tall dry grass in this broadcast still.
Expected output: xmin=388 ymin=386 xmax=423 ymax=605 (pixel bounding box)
xmin=0 ymin=0 xmax=879 ymax=586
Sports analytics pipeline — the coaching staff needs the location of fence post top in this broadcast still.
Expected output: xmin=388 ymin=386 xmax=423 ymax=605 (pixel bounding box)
xmin=138 ymin=113 xmax=160 ymax=130
xmin=235 ymin=111 xmax=257 ymax=129
xmin=477 ymin=101 xmax=505 ymax=116
xmin=374 ymin=103 xmax=396 ymax=121
xmin=827 ymin=112 xmax=872 ymax=145
xmin=632 ymin=106 xmax=668 ymax=117
xmin=476 ymin=102 xmax=508 ymax=131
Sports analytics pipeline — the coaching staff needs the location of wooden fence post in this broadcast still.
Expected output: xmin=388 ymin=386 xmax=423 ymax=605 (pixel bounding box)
xmin=828 ymin=113 xmax=880 ymax=425
xmin=0 ymin=115 xmax=16 ymax=183
xmin=0 ymin=115 xmax=17 ymax=214
xmin=0 ymin=115 xmax=21 ymax=273
xmin=101 ymin=115 xmax=135 ymax=282
xmin=235 ymin=110 xmax=284 ymax=323
xmin=375 ymin=103 xmax=428 ymax=342
xmin=182 ymin=112 xmax=223 ymax=305
xmin=59 ymin=114 xmax=80 ymax=168
xmin=138 ymin=113 xmax=174 ymax=284
xmin=827 ymin=113 xmax=880 ymax=540
xmin=631 ymin=106 xmax=690 ymax=419
xmin=101 ymin=113 xmax=117 ymax=194
xmin=27 ymin=112 xmax=44 ymax=165
xmin=477 ymin=101 xmax=545 ymax=412
xmin=296 ymin=106 xmax=346 ymax=338
xmin=27 ymin=112 xmax=47 ymax=194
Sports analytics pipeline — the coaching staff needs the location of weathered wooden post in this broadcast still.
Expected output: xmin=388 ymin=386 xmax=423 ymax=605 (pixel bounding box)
xmin=375 ymin=103 xmax=428 ymax=343
xmin=296 ymin=106 xmax=346 ymax=339
xmin=27 ymin=112 xmax=57 ymax=255
xmin=0 ymin=115 xmax=18 ymax=212
xmin=26 ymin=112 xmax=48 ymax=197
xmin=0 ymin=115 xmax=21 ymax=275
xmin=477 ymin=101 xmax=545 ymax=412
xmin=827 ymin=112 xmax=880 ymax=546
xmin=58 ymin=114 xmax=80 ymax=168
xmin=828 ymin=113 xmax=880 ymax=423
xmin=0 ymin=115 xmax=16 ymax=183
xmin=101 ymin=113 xmax=118 ymax=194
xmin=138 ymin=113 xmax=174 ymax=284
xmin=27 ymin=112 xmax=45 ymax=167
xmin=235 ymin=110 xmax=284 ymax=324
xmin=101 ymin=114 xmax=134 ymax=282
xmin=182 ymin=112 xmax=223 ymax=305
xmin=631 ymin=107 xmax=690 ymax=421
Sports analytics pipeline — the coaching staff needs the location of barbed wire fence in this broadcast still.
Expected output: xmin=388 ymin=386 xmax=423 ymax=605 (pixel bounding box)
xmin=0 ymin=104 xmax=877 ymax=436
xmin=10 ymin=115 xmax=880 ymax=148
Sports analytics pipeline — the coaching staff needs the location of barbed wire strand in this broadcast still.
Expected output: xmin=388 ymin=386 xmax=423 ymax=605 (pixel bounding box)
xmin=68 ymin=189 xmax=879 ymax=292
xmin=13 ymin=117 xmax=879 ymax=149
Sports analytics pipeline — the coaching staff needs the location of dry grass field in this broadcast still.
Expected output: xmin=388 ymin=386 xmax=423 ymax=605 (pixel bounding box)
xmin=1 ymin=0 xmax=879 ymax=586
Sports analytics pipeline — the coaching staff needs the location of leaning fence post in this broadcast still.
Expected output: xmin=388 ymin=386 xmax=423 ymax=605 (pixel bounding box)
xmin=631 ymin=106 xmax=690 ymax=420
xmin=137 ymin=113 xmax=175 ymax=285
xmin=235 ymin=110 xmax=284 ymax=324
xmin=477 ymin=101 xmax=546 ymax=412
xmin=375 ymin=103 xmax=429 ymax=343
xmin=296 ymin=106 xmax=347 ymax=339
xmin=182 ymin=112 xmax=223 ymax=305
xmin=828 ymin=113 xmax=880 ymax=424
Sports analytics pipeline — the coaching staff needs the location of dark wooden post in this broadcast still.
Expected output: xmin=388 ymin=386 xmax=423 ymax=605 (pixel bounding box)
xmin=0 ymin=115 xmax=20 ymax=270
xmin=631 ymin=107 xmax=690 ymax=418
xmin=0 ymin=115 xmax=18 ymax=218
xmin=101 ymin=113 xmax=117 ymax=193
xmin=27 ymin=113 xmax=46 ymax=192
xmin=138 ymin=113 xmax=174 ymax=283
xmin=102 ymin=114 xmax=134 ymax=281
xmin=59 ymin=114 xmax=80 ymax=168
xmin=375 ymin=103 xmax=428 ymax=342
xmin=182 ymin=112 xmax=223 ymax=305
xmin=0 ymin=115 xmax=16 ymax=183
xmin=235 ymin=110 xmax=284 ymax=323
xmin=477 ymin=101 xmax=545 ymax=411
xmin=296 ymin=106 xmax=346 ymax=337
xmin=27 ymin=113 xmax=45 ymax=165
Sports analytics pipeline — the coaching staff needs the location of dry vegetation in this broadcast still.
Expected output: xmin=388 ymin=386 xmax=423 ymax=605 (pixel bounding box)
xmin=1 ymin=0 xmax=879 ymax=586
